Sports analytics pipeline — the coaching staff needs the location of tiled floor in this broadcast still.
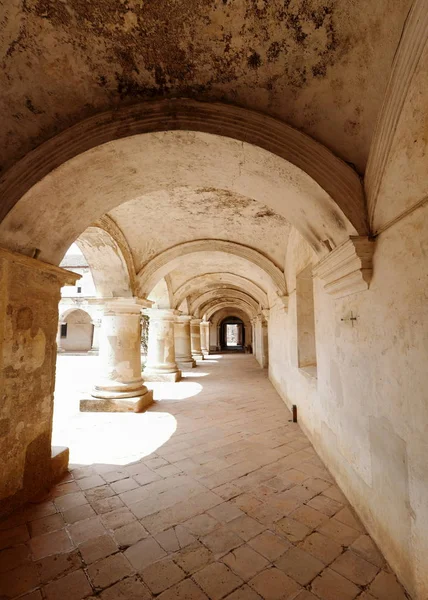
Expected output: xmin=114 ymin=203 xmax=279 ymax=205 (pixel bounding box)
xmin=0 ymin=354 xmax=410 ymax=599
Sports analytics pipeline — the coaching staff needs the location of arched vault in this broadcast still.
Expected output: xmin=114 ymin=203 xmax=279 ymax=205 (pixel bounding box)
xmin=203 ymin=300 xmax=257 ymax=321
xmin=76 ymin=222 xmax=134 ymax=298
xmin=191 ymin=289 xmax=259 ymax=319
xmin=173 ymin=273 xmax=268 ymax=310
xmin=137 ymin=240 xmax=286 ymax=298
xmin=0 ymin=101 xmax=365 ymax=264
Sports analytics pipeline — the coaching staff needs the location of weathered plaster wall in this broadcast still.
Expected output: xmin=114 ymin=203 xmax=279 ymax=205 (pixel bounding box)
xmin=268 ymin=213 xmax=428 ymax=599
xmin=0 ymin=249 xmax=77 ymax=515
xmin=0 ymin=0 xmax=411 ymax=174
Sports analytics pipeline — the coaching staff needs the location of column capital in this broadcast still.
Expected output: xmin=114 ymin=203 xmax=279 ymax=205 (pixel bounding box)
xmin=191 ymin=317 xmax=202 ymax=325
xmin=95 ymin=297 xmax=152 ymax=315
xmin=175 ymin=314 xmax=193 ymax=323
xmin=144 ymin=307 xmax=179 ymax=321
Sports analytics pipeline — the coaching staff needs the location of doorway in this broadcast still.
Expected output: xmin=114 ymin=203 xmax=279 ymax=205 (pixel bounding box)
xmin=219 ymin=316 xmax=245 ymax=351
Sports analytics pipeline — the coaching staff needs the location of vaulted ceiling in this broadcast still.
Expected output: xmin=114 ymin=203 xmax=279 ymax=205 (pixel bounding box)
xmin=1 ymin=0 xmax=412 ymax=174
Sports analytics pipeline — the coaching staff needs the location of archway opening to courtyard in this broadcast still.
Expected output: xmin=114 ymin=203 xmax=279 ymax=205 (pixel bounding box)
xmin=220 ymin=316 xmax=245 ymax=351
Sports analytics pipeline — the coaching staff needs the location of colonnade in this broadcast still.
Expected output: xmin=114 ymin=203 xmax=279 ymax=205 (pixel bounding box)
xmin=82 ymin=302 xmax=213 ymax=411
xmin=80 ymin=300 xmax=267 ymax=412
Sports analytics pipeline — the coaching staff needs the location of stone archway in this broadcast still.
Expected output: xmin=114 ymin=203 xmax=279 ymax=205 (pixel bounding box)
xmin=58 ymin=308 xmax=94 ymax=353
xmin=219 ymin=316 xmax=246 ymax=351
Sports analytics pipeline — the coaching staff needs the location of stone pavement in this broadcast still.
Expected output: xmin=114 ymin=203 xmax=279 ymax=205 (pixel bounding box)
xmin=0 ymin=354 xmax=409 ymax=599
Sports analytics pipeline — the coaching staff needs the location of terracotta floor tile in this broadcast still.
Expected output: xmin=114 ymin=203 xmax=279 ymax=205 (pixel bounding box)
xmin=305 ymin=495 xmax=343 ymax=517
xmin=193 ymin=561 xmax=243 ymax=600
xmin=110 ymin=477 xmax=139 ymax=494
xmin=330 ymin=549 xmax=379 ymax=586
xmin=0 ymin=561 xmax=40 ymax=598
xmin=29 ymin=514 xmax=65 ymax=538
xmin=247 ymin=531 xmax=290 ymax=561
xmin=85 ymin=485 xmax=115 ymax=503
xmin=43 ymin=568 xmax=93 ymax=600
xmin=141 ymin=557 xmax=186 ymax=593
xmin=369 ymin=570 xmax=409 ymax=600
xmin=0 ymin=524 xmax=29 ymax=550
xmin=275 ymin=517 xmax=311 ymax=543
xmin=62 ymin=503 xmax=96 ymax=524
xmin=350 ymin=535 xmax=386 ymax=569
xmin=227 ymin=516 xmax=265 ymax=542
xmin=202 ymin=526 xmax=243 ymax=557
xmin=275 ymin=545 xmax=324 ymax=585
xmin=322 ymin=486 xmax=347 ymax=504
xmin=91 ymin=495 xmax=124 ymax=515
xmin=3 ymin=355 xmax=408 ymax=600
xmin=289 ymin=505 xmax=329 ymax=530
xmin=78 ymin=534 xmax=118 ymax=565
xmin=293 ymin=591 xmax=319 ymax=600
xmin=100 ymin=506 xmax=135 ymax=530
xmin=183 ymin=513 xmax=220 ymax=537
xmin=222 ymin=544 xmax=269 ymax=581
xmin=37 ymin=549 xmax=82 ymax=583
xmin=299 ymin=531 xmax=343 ymax=565
xmin=30 ymin=528 xmax=74 ymax=560
xmin=114 ymin=520 xmax=148 ymax=548
xmin=248 ymin=567 xmax=302 ymax=600
xmin=102 ymin=469 xmax=129 ymax=483
xmin=334 ymin=507 xmax=365 ymax=533
xmin=98 ymin=575 xmax=152 ymax=599
xmin=310 ymin=567 xmax=360 ymax=600
xmin=158 ymin=578 xmax=209 ymax=600
xmin=317 ymin=518 xmax=360 ymax=546
xmin=77 ymin=475 xmax=105 ymax=491
xmin=207 ymin=502 xmax=244 ymax=524
xmin=54 ymin=492 xmax=88 ymax=512
xmin=67 ymin=516 xmax=105 ymax=545
xmin=224 ymin=584 xmax=263 ymax=600
xmin=52 ymin=482 xmax=80 ymax=498
xmin=0 ymin=543 xmax=31 ymax=573
xmin=18 ymin=590 xmax=43 ymax=600
xmin=124 ymin=536 xmax=167 ymax=571
xmin=87 ymin=552 xmax=134 ymax=589
xmin=173 ymin=541 xmax=214 ymax=574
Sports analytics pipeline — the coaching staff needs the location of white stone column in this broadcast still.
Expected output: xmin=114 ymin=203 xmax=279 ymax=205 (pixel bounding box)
xmin=143 ymin=309 xmax=181 ymax=382
xmin=89 ymin=318 xmax=101 ymax=354
xmin=81 ymin=298 xmax=153 ymax=412
xmin=56 ymin=321 xmax=65 ymax=353
xmin=190 ymin=318 xmax=204 ymax=361
xmin=260 ymin=310 xmax=269 ymax=368
xmin=174 ymin=315 xmax=196 ymax=368
xmin=253 ymin=313 xmax=269 ymax=368
xmin=200 ymin=320 xmax=210 ymax=355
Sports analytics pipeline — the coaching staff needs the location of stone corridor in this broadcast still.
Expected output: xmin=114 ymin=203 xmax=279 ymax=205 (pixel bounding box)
xmin=0 ymin=355 xmax=408 ymax=600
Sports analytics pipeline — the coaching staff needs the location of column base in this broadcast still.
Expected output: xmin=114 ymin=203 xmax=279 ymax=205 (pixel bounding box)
xmin=51 ymin=446 xmax=69 ymax=483
xmin=177 ymin=358 xmax=196 ymax=369
xmin=80 ymin=389 xmax=154 ymax=413
xmin=192 ymin=353 xmax=204 ymax=361
xmin=143 ymin=369 xmax=182 ymax=382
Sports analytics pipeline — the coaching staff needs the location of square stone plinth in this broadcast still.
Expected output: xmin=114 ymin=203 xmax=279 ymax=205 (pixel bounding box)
xmin=143 ymin=370 xmax=182 ymax=382
xmin=80 ymin=390 xmax=153 ymax=413
xmin=177 ymin=360 xmax=196 ymax=369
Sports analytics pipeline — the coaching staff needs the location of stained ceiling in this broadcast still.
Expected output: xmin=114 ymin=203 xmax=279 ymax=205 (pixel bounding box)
xmin=1 ymin=0 xmax=412 ymax=174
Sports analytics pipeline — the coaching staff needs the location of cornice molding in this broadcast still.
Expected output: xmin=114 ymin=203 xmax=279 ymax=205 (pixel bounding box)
xmin=365 ymin=0 xmax=428 ymax=226
xmin=0 ymin=246 xmax=79 ymax=286
xmin=313 ymin=237 xmax=375 ymax=299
